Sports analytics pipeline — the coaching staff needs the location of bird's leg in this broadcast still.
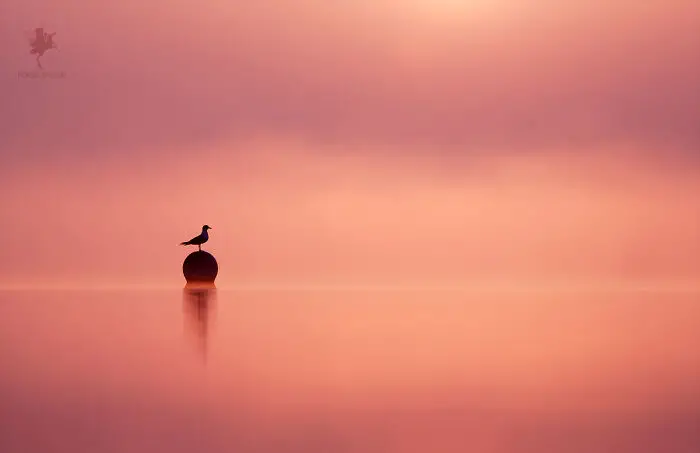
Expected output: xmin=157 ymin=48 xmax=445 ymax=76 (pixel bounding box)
xmin=198 ymin=245 xmax=201 ymax=251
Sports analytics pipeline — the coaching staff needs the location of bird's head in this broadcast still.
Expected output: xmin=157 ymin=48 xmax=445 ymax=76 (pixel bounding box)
xmin=202 ymin=225 xmax=212 ymax=231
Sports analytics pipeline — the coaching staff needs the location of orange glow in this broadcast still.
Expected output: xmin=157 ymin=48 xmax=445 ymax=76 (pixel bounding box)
xmin=1 ymin=142 xmax=698 ymax=288
xmin=2 ymin=2 xmax=700 ymax=450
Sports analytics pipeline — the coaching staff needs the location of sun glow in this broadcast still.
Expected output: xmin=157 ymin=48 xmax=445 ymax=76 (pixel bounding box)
xmin=369 ymin=0 xmax=515 ymax=37
xmin=398 ymin=0 xmax=506 ymax=17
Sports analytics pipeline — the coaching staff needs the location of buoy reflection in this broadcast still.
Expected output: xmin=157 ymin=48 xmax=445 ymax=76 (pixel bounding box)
xmin=183 ymin=283 xmax=217 ymax=361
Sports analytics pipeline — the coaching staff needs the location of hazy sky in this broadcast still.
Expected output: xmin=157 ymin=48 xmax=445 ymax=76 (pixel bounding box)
xmin=1 ymin=1 xmax=699 ymax=287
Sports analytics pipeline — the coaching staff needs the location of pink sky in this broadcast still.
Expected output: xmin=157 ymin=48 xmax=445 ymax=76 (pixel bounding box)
xmin=1 ymin=1 xmax=699 ymax=287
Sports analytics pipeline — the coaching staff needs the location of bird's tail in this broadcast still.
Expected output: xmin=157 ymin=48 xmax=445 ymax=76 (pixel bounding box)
xmin=180 ymin=241 xmax=189 ymax=246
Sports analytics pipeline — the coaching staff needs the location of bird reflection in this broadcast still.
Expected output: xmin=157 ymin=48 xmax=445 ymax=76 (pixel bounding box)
xmin=183 ymin=283 xmax=217 ymax=361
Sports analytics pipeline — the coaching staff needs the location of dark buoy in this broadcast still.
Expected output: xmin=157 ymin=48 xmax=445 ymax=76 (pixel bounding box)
xmin=183 ymin=251 xmax=218 ymax=284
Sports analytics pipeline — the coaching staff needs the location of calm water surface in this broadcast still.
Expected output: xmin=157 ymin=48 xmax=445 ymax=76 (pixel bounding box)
xmin=1 ymin=289 xmax=699 ymax=452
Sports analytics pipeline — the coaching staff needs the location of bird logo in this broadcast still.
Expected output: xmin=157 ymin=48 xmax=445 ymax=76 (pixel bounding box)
xmin=28 ymin=27 xmax=58 ymax=69
xmin=180 ymin=225 xmax=212 ymax=252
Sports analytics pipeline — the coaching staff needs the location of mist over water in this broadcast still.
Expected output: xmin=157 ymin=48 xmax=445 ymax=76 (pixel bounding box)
xmin=2 ymin=1 xmax=699 ymax=451
xmin=1 ymin=147 xmax=699 ymax=288
xmin=1 ymin=289 xmax=699 ymax=452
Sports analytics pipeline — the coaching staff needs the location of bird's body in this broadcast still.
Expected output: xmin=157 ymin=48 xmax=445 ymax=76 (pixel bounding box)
xmin=180 ymin=225 xmax=212 ymax=251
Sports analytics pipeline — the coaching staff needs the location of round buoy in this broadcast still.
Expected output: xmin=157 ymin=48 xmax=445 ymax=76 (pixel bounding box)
xmin=183 ymin=251 xmax=218 ymax=284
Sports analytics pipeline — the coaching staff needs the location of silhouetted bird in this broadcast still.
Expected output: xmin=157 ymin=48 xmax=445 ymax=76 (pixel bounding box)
xmin=180 ymin=225 xmax=212 ymax=251
xmin=29 ymin=28 xmax=57 ymax=69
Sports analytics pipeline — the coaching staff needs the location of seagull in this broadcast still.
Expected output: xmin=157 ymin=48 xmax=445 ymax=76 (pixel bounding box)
xmin=180 ymin=225 xmax=212 ymax=251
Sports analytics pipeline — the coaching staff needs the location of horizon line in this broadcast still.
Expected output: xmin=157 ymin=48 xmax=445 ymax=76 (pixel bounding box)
xmin=1 ymin=278 xmax=699 ymax=293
